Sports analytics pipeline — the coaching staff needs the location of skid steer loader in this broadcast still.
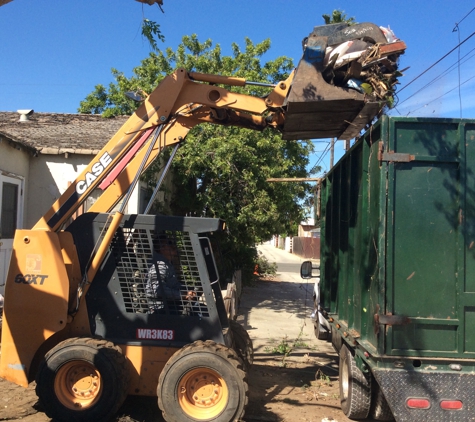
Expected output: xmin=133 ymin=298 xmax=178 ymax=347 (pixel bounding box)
xmin=0 ymin=23 xmax=405 ymax=421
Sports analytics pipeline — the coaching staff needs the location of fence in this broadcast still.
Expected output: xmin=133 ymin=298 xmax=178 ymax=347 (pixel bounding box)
xmin=292 ymin=236 xmax=320 ymax=260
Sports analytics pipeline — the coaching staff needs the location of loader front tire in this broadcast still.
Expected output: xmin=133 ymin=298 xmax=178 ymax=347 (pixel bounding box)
xmin=228 ymin=320 xmax=254 ymax=371
xmin=36 ymin=337 xmax=129 ymax=422
xmin=339 ymin=344 xmax=371 ymax=419
xmin=158 ymin=340 xmax=248 ymax=421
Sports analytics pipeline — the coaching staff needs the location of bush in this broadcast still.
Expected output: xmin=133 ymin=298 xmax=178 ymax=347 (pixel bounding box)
xmin=255 ymin=254 xmax=277 ymax=277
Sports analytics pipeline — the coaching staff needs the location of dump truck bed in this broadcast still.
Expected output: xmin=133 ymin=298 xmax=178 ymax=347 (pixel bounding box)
xmin=319 ymin=116 xmax=475 ymax=420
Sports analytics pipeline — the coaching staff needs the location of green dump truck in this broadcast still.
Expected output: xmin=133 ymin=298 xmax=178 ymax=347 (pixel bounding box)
xmin=303 ymin=116 xmax=475 ymax=421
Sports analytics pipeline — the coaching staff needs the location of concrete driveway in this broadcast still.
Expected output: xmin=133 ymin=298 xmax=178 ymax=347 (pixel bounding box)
xmin=239 ymin=243 xmax=329 ymax=358
xmin=237 ymin=244 xmax=354 ymax=422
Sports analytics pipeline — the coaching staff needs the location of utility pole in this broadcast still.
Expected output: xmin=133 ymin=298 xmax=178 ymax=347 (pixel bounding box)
xmin=330 ymin=138 xmax=335 ymax=169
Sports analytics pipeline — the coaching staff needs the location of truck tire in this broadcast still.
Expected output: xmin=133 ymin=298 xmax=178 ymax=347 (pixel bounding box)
xmin=35 ymin=337 xmax=129 ymax=422
xmin=158 ymin=340 xmax=248 ymax=421
xmin=228 ymin=320 xmax=254 ymax=371
xmin=370 ymin=379 xmax=394 ymax=421
xmin=339 ymin=344 xmax=371 ymax=419
xmin=312 ymin=296 xmax=328 ymax=341
xmin=314 ymin=319 xmax=329 ymax=341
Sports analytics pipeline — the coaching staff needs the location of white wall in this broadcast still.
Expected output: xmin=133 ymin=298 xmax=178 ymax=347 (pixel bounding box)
xmin=27 ymin=154 xmax=90 ymax=228
xmin=27 ymin=153 xmax=143 ymax=228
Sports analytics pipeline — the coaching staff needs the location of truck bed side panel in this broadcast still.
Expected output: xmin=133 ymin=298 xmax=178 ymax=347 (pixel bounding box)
xmin=320 ymin=123 xmax=383 ymax=351
xmin=322 ymin=116 xmax=475 ymax=359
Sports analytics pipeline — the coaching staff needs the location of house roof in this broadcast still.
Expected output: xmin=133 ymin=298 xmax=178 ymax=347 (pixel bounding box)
xmin=0 ymin=112 xmax=128 ymax=155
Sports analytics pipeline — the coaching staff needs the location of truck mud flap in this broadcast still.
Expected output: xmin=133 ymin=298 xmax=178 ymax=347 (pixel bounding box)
xmin=373 ymin=369 xmax=474 ymax=421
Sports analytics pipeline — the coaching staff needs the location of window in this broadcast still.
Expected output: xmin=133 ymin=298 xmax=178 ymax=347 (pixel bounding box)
xmin=0 ymin=176 xmax=22 ymax=239
xmin=1 ymin=182 xmax=18 ymax=238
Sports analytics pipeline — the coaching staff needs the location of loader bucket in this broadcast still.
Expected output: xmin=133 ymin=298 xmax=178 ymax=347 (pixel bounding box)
xmin=282 ymin=23 xmax=405 ymax=141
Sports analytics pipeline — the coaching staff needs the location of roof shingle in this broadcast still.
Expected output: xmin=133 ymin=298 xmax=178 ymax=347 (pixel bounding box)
xmin=0 ymin=112 xmax=128 ymax=155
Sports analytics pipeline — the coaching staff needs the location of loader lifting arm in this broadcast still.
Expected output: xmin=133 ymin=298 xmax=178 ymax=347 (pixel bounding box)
xmin=34 ymin=68 xmax=290 ymax=233
xmin=34 ymin=18 xmax=408 ymax=234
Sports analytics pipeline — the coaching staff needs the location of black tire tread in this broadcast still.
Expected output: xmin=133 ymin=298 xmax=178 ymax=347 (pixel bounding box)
xmin=36 ymin=337 xmax=129 ymax=422
xmin=340 ymin=344 xmax=371 ymax=420
xmin=158 ymin=340 xmax=248 ymax=421
xmin=313 ymin=298 xmax=328 ymax=341
xmin=371 ymin=380 xmax=394 ymax=421
xmin=228 ymin=320 xmax=254 ymax=371
xmin=315 ymin=320 xmax=329 ymax=340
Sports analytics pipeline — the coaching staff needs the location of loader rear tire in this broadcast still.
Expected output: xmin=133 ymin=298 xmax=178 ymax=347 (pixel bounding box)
xmin=158 ymin=340 xmax=248 ymax=421
xmin=36 ymin=337 xmax=129 ymax=422
xmin=228 ymin=320 xmax=254 ymax=371
xmin=339 ymin=344 xmax=371 ymax=419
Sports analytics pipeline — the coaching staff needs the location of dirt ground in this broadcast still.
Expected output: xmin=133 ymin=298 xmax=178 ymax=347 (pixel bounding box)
xmin=0 ymin=361 xmax=344 ymax=422
xmin=0 ymin=327 xmax=347 ymax=422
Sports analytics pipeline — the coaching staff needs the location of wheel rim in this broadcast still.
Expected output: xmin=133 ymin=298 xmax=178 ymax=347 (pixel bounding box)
xmin=341 ymin=357 xmax=349 ymax=401
xmin=54 ymin=360 xmax=102 ymax=410
xmin=178 ymin=367 xmax=228 ymax=419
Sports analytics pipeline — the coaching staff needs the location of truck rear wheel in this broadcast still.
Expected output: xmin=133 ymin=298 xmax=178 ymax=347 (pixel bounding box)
xmin=339 ymin=344 xmax=371 ymax=419
xmin=228 ymin=320 xmax=254 ymax=371
xmin=158 ymin=340 xmax=248 ymax=421
xmin=35 ymin=337 xmax=129 ymax=422
xmin=370 ymin=379 xmax=394 ymax=421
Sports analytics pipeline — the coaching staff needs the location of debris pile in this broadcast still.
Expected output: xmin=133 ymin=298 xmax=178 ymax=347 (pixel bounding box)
xmin=318 ymin=23 xmax=406 ymax=107
xmin=272 ymin=22 xmax=407 ymax=140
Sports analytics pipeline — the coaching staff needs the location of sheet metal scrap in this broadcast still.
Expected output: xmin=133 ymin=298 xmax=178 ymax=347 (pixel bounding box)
xmin=282 ymin=23 xmax=406 ymax=141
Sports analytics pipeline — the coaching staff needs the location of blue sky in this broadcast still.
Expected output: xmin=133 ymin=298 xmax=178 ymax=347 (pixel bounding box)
xmin=1 ymin=0 xmax=475 ymax=171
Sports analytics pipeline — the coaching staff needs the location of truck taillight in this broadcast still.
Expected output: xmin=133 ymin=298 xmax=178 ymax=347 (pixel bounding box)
xmin=406 ymin=398 xmax=430 ymax=409
xmin=440 ymin=400 xmax=463 ymax=410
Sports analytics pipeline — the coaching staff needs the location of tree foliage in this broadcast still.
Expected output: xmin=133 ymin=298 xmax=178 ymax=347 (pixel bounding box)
xmin=78 ymin=35 xmax=313 ymax=277
xmin=322 ymin=10 xmax=356 ymax=25
xmin=141 ymin=18 xmax=165 ymax=51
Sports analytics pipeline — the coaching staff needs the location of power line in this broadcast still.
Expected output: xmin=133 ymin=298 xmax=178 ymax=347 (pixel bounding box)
xmin=312 ymin=141 xmax=332 ymax=173
xmin=453 ymin=6 xmax=475 ymax=31
xmin=406 ymin=73 xmax=475 ymax=116
xmin=397 ymin=45 xmax=475 ymax=108
xmin=451 ymin=7 xmax=475 ymax=118
xmin=398 ymin=30 xmax=475 ymax=95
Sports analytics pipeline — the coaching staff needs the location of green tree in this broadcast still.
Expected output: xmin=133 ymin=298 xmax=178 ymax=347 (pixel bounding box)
xmin=79 ymin=35 xmax=313 ymax=278
xmin=322 ymin=10 xmax=356 ymax=25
